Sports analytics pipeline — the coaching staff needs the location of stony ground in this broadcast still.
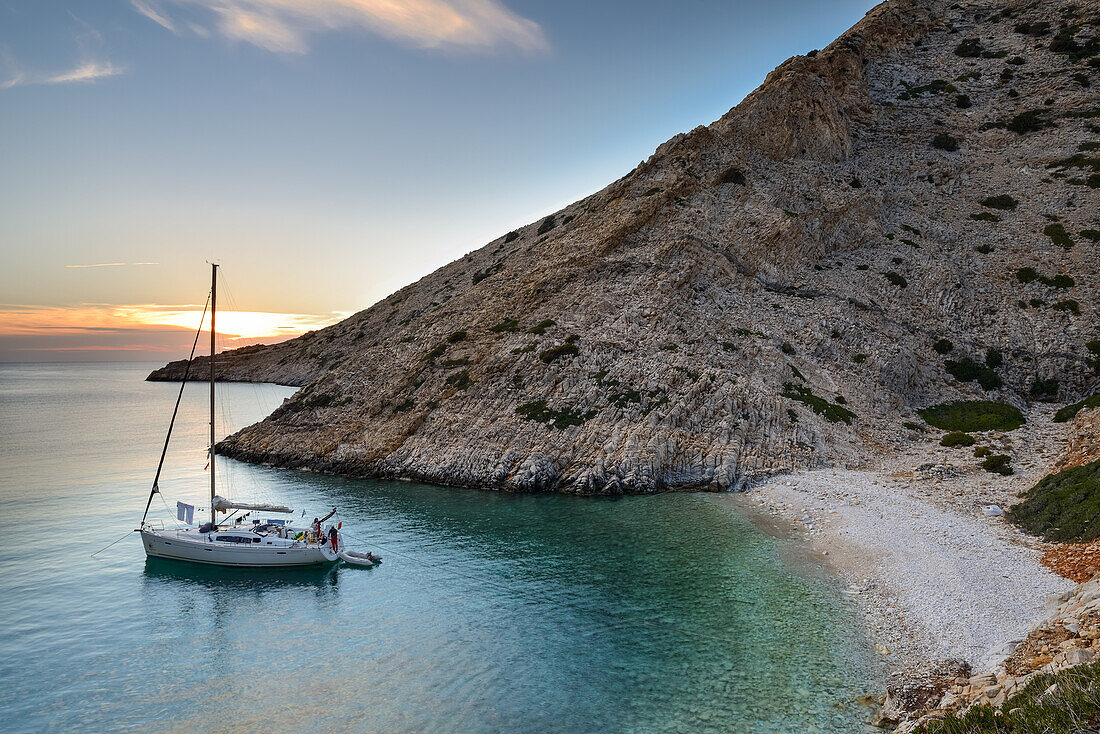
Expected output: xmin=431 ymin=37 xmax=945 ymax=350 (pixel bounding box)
xmin=151 ymin=0 xmax=1099 ymax=494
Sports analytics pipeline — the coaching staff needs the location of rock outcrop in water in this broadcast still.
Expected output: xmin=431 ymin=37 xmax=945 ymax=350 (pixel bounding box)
xmin=151 ymin=0 xmax=1099 ymax=494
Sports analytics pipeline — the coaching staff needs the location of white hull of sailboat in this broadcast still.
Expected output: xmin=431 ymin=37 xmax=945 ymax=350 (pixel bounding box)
xmin=141 ymin=529 xmax=339 ymax=567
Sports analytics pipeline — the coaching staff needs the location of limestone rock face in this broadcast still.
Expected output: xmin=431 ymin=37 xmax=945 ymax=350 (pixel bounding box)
xmin=153 ymin=0 xmax=1099 ymax=493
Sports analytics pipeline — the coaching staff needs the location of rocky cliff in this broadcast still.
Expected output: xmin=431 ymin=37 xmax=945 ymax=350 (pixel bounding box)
xmin=152 ymin=0 xmax=1099 ymax=493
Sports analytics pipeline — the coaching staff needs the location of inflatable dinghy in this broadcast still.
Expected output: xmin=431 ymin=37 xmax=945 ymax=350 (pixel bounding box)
xmin=340 ymin=550 xmax=382 ymax=566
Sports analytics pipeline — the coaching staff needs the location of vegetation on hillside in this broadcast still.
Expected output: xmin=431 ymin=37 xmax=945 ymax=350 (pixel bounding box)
xmin=918 ymin=401 xmax=1024 ymax=432
xmin=1009 ymin=459 xmax=1100 ymax=542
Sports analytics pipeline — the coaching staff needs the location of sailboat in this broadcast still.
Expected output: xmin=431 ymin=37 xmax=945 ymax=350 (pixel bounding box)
xmin=137 ymin=264 xmax=346 ymax=567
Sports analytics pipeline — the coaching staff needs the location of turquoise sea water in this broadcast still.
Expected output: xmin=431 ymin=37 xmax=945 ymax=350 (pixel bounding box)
xmin=0 ymin=363 xmax=879 ymax=733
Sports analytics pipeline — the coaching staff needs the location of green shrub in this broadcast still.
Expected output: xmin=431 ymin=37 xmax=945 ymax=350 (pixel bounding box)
xmin=445 ymin=370 xmax=471 ymax=390
xmin=885 ymin=271 xmax=908 ymax=287
xmin=1039 ymin=273 xmax=1075 ymax=288
xmin=1006 ymin=109 xmax=1050 ymax=134
xmin=918 ymin=401 xmax=1024 ymax=432
xmin=1044 ymin=223 xmax=1075 ymax=249
xmin=956 ymin=94 xmax=971 ymax=108
xmin=489 ymin=318 xmax=520 ymax=333
xmin=511 ymin=343 xmax=535 ymax=355
xmin=1008 ymin=459 xmax=1100 ymax=541
xmin=781 ymin=383 xmax=855 ymax=424
xmin=1054 ymin=299 xmax=1081 ymax=314
xmin=933 ymin=339 xmax=953 ymax=355
xmin=515 ymin=399 xmax=596 ymax=430
xmin=980 ymin=194 xmax=1018 ymax=210
xmin=1017 ymin=267 xmax=1039 ymax=283
xmin=974 ymin=446 xmax=991 ymax=458
xmin=537 ymin=215 xmax=557 ymax=235
xmin=1081 ymin=229 xmax=1100 ymax=242
xmin=985 ymin=348 xmax=1003 ymax=369
xmin=903 ymin=421 xmax=924 ymax=431
xmin=527 ymin=319 xmax=555 ymax=335
xmin=954 ymin=38 xmax=982 ymax=57
xmin=1029 ymin=377 xmax=1059 ymax=400
xmin=941 ymin=431 xmax=976 ymax=447
xmin=931 ymin=133 xmax=959 ymax=151
xmin=721 ymin=342 xmax=738 ymax=352
xmin=440 ymin=358 xmax=470 ymax=368
xmin=975 ymin=244 xmax=994 ymax=254
xmin=422 ymin=343 xmax=447 ymax=362
xmin=539 ymin=343 xmax=579 ymax=363
xmin=982 ymin=454 xmax=1013 ymax=475
xmin=503 ymin=230 xmax=519 ymax=243
xmin=945 ymin=357 xmax=1003 ymax=390
xmin=1088 ymin=340 xmax=1100 ymax=373
xmin=447 ymin=329 xmax=468 ymax=343
xmin=780 ymin=342 xmax=795 ymax=355
xmin=970 ymin=212 xmax=1000 ymax=222
xmin=919 ymin=660 xmax=1100 ymax=733
xmin=642 ymin=187 xmax=661 ymax=197
xmin=853 ymin=353 xmax=867 ymax=363
xmin=1055 ymin=394 xmax=1100 ymax=422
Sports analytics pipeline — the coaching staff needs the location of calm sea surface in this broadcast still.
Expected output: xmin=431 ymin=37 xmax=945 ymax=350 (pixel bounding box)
xmin=0 ymin=363 xmax=879 ymax=733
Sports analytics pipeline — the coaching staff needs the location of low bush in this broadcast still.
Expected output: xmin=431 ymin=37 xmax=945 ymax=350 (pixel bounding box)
xmin=537 ymin=215 xmax=557 ymax=235
xmin=955 ymin=94 xmax=971 ymax=109
xmin=980 ymin=194 xmax=1018 ymax=210
xmin=447 ymin=330 xmax=468 ymax=343
xmin=1007 ymin=109 xmax=1051 ymax=134
xmin=933 ymin=339 xmax=954 ymax=355
xmin=941 ymin=431 xmax=976 ymax=447
xmin=919 ymin=660 xmax=1100 ymax=733
xmin=1017 ymin=267 xmax=1039 ymax=283
xmin=1055 ymin=394 xmax=1100 ymax=423
xmin=503 ymin=230 xmax=519 ymax=243
xmin=985 ymin=348 xmax=1003 ymax=369
xmin=1008 ymin=459 xmax=1100 ymax=541
xmin=527 ymin=319 xmax=555 ymax=335
xmin=970 ymin=212 xmax=1000 ymax=222
xmin=445 ymin=370 xmax=471 ymax=390
xmin=945 ymin=357 xmax=1003 ymax=390
xmin=489 ymin=318 xmax=520 ymax=333
xmin=885 ymin=271 xmax=908 ymax=287
xmin=974 ymin=446 xmax=991 ymax=458
xmin=781 ymin=383 xmax=855 ymax=424
xmin=515 ymin=399 xmax=596 ymax=430
xmin=422 ymin=343 xmax=447 ymax=362
xmin=954 ymin=38 xmax=982 ymax=57
xmin=982 ymin=454 xmax=1013 ymax=475
xmin=1044 ymin=223 xmax=1075 ymax=249
xmin=539 ymin=343 xmax=579 ymax=363
xmin=853 ymin=353 xmax=868 ymax=363
xmin=918 ymin=401 xmax=1024 ymax=432
xmin=931 ymin=133 xmax=959 ymax=151
xmin=1029 ymin=377 xmax=1059 ymax=400
xmin=1054 ymin=299 xmax=1081 ymax=314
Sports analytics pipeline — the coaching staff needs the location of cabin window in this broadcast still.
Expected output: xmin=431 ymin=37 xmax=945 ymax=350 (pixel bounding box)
xmin=215 ymin=535 xmax=254 ymax=544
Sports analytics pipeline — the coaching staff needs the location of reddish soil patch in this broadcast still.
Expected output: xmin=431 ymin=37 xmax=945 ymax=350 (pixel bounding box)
xmin=1042 ymin=541 xmax=1100 ymax=583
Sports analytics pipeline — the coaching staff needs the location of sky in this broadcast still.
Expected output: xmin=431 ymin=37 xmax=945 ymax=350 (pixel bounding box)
xmin=0 ymin=0 xmax=878 ymax=361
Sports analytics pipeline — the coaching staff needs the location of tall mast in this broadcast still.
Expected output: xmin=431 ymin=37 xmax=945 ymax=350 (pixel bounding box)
xmin=210 ymin=263 xmax=218 ymax=525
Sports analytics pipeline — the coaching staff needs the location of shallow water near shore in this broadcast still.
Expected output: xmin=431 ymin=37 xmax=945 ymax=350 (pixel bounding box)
xmin=0 ymin=362 xmax=880 ymax=732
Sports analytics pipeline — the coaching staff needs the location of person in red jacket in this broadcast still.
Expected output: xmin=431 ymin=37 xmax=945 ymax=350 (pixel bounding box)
xmin=327 ymin=525 xmax=339 ymax=553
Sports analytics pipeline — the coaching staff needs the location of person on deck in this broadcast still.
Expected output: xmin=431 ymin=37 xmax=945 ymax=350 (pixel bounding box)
xmin=311 ymin=517 xmax=321 ymax=542
xmin=328 ymin=525 xmax=339 ymax=553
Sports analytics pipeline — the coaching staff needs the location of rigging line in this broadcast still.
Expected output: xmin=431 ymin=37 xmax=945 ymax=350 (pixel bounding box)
xmin=338 ymin=532 xmax=753 ymax=647
xmin=91 ymin=529 xmax=138 ymax=558
xmin=140 ymin=294 xmax=211 ymax=526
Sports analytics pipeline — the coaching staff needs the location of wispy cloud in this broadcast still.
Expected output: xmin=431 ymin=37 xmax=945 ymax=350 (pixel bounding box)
xmin=2 ymin=61 xmax=123 ymax=89
xmin=131 ymin=0 xmax=178 ymax=33
xmin=65 ymin=262 xmax=160 ymax=269
xmin=166 ymin=0 xmax=547 ymax=54
xmin=44 ymin=61 xmax=123 ymax=84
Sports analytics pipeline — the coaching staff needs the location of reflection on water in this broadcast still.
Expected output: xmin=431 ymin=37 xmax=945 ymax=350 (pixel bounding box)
xmin=1 ymin=363 xmax=880 ymax=733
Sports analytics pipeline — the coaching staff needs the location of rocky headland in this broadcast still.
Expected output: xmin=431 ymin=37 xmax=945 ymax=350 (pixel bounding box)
xmin=151 ymin=0 xmax=1100 ymax=728
xmin=152 ymin=0 xmax=1097 ymax=496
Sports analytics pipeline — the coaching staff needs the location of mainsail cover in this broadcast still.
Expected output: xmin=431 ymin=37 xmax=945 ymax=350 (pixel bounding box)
xmin=211 ymin=495 xmax=292 ymax=514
